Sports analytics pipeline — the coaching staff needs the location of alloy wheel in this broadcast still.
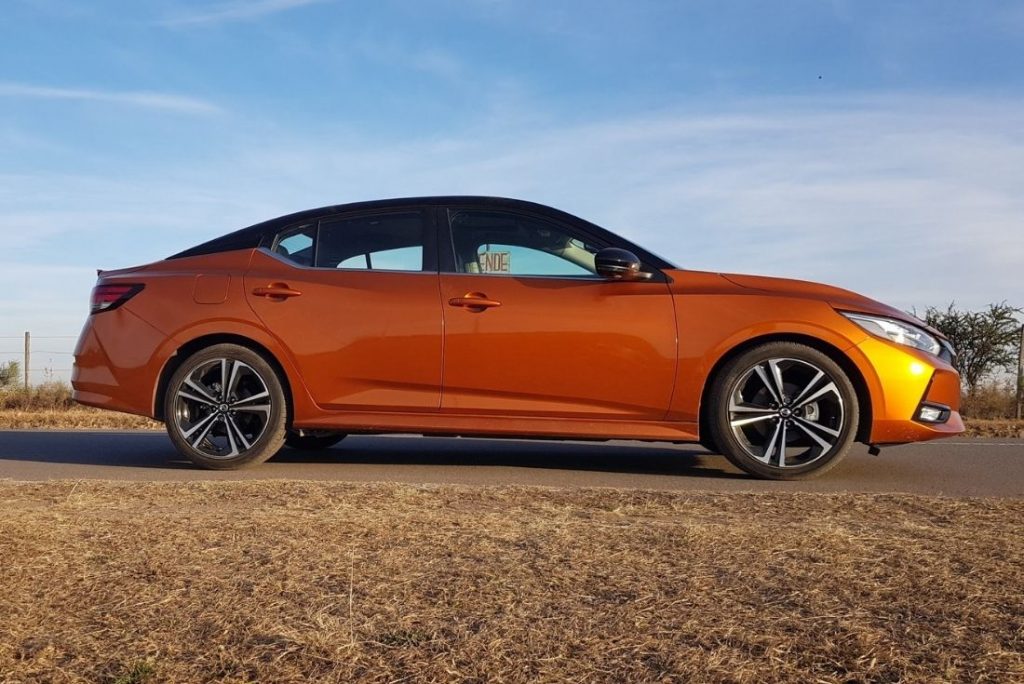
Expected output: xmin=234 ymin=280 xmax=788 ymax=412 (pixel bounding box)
xmin=171 ymin=357 xmax=274 ymax=459
xmin=727 ymin=357 xmax=845 ymax=469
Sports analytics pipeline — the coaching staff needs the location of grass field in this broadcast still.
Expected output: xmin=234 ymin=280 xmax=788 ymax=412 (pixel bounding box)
xmin=1 ymin=481 xmax=1021 ymax=683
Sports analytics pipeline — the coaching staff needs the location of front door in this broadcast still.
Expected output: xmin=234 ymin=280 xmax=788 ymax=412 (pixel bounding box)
xmin=438 ymin=207 xmax=677 ymax=419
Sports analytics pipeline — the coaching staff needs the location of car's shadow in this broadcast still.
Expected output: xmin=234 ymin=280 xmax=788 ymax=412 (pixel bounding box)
xmin=0 ymin=431 xmax=748 ymax=479
xmin=274 ymin=435 xmax=746 ymax=479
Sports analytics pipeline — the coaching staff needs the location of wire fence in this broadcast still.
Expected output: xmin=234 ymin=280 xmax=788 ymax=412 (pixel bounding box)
xmin=0 ymin=333 xmax=78 ymax=386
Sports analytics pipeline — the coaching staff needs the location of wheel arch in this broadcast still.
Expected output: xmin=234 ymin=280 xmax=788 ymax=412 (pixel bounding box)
xmin=698 ymin=333 xmax=873 ymax=445
xmin=154 ymin=333 xmax=294 ymax=424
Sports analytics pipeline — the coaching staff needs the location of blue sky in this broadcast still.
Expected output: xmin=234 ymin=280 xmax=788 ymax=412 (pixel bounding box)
xmin=2 ymin=1 xmax=1023 ymax=378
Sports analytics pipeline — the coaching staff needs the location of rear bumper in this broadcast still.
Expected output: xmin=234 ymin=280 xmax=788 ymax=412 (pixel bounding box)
xmin=72 ymin=307 xmax=168 ymax=419
xmin=851 ymin=337 xmax=964 ymax=444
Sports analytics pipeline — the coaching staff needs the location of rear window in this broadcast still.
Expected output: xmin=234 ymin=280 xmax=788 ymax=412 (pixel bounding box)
xmin=271 ymin=224 xmax=316 ymax=266
xmin=269 ymin=212 xmax=426 ymax=271
xmin=317 ymin=213 xmax=424 ymax=271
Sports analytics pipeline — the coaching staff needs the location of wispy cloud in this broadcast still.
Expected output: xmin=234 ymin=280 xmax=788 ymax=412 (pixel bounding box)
xmin=0 ymin=82 xmax=222 ymax=115
xmin=347 ymin=38 xmax=467 ymax=81
xmin=159 ymin=0 xmax=330 ymax=27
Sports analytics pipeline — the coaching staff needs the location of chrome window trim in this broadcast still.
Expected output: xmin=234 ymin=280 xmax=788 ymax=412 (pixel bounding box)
xmin=258 ymin=249 xmax=663 ymax=283
xmin=256 ymin=247 xmax=434 ymax=276
xmin=440 ymin=271 xmax=606 ymax=283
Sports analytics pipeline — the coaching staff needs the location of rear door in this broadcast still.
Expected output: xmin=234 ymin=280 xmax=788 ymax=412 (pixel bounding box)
xmin=245 ymin=207 xmax=443 ymax=411
xmin=438 ymin=206 xmax=677 ymax=419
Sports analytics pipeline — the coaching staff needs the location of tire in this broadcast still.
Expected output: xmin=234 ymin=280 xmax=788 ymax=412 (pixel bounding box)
xmin=285 ymin=431 xmax=346 ymax=451
xmin=708 ymin=342 xmax=859 ymax=480
xmin=164 ymin=344 xmax=287 ymax=469
xmin=698 ymin=433 xmax=720 ymax=454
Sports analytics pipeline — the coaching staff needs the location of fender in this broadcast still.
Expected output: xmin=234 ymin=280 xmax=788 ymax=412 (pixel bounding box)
xmin=152 ymin=318 xmax=319 ymax=421
xmin=669 ymin=293 xmax=869 ymax=423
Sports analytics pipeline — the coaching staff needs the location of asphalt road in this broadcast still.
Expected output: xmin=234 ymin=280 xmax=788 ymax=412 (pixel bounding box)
xmin=0 ymin=430 xmax=1021 ymax=496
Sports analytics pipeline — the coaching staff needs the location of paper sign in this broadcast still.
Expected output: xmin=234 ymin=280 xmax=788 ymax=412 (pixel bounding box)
xmin=479 ymin=251 xmax=511 ymax=273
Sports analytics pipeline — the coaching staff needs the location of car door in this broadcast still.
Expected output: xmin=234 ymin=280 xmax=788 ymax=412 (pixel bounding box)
xmin=438 ymin=206 xmax=677 ymax=419
xmin=245 ymin=207 xmax=443 ymax=412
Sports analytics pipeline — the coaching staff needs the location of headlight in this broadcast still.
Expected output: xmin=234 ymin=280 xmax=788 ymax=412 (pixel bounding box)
xmin=842 ymin=312 xmax=942 ymax=356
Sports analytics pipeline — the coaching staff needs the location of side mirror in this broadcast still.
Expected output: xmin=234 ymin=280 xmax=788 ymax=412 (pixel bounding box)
xmin=595 ymin=247 xmax=651 ymax=281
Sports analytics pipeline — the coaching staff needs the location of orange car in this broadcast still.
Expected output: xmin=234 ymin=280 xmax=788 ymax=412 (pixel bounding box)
xmin=72 ymin=196 xmax=963 ymax=478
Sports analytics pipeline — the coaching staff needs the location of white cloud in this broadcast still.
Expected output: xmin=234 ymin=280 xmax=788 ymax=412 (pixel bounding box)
xmin=159 ymin=0 xmax=331 ymax=26
xmin=0 ymin=82 xmax=222 ymax=115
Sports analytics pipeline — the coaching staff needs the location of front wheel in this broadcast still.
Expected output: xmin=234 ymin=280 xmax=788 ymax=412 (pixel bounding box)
xmin=164 ymin=344 xmax=287 ymax=469
xmin=708 ymin=342 xmax=859 ymax=480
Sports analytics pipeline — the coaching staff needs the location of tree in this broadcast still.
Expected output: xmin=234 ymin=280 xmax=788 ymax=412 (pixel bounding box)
xmin=0 ymin=360 xmax=20 ymax=388
xmin=923 ymin=302 xmax=1022 ymax=395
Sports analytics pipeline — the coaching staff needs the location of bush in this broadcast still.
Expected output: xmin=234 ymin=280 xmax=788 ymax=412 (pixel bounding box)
xmin=0 ymin=360 xmax=21 ymax=388
xmin=960 ymin=380 xmax=1017 ymax=419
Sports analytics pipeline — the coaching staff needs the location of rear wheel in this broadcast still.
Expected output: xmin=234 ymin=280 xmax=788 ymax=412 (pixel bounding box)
xmin=285 ymin=431 xmax=346 ymax=451
xmin=708 ymin=342 xmax=858 ymax=480
xmin=164 ymin=344 xmax=287 ymax=469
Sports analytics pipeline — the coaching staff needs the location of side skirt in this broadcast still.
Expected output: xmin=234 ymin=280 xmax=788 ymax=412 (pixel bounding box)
xmin=293 ymin=410 xmax=699 ymax=443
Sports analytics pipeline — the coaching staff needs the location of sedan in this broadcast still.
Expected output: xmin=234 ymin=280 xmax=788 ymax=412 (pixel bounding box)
xmin=72 ymin=196 xmax=963 ymax=478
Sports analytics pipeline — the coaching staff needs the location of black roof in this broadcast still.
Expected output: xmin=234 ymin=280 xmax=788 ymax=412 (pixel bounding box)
xmin=169 ymin=196 xmax=676 ymax=269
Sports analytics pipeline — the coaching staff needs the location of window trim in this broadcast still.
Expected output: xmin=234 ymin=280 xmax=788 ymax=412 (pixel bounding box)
xmin=438 ymin=205 xmax=668 ymax=282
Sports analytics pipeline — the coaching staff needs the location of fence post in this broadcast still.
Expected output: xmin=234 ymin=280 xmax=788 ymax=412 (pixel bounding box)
xmin=23 ymin=331 xmax=30 ymax=389
xmin=1016 ymin=324 xmax=1023 ymax=421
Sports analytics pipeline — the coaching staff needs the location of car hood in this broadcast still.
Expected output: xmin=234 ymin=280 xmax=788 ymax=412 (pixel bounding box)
xmin=718 ymin=272 xmax=944 ymax=337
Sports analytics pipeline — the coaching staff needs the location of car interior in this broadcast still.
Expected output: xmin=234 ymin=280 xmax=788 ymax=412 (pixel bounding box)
xmin=449 ymin=210 xmax=599 ymax=275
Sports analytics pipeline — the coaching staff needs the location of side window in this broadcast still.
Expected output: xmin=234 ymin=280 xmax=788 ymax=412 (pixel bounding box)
xmin=317 ymin=212 xmax=424 ymax=271
xmin=271 ymin=224 xmax=316 ymax=266
xmin=448 ymin=210 xmax=601 ymax=276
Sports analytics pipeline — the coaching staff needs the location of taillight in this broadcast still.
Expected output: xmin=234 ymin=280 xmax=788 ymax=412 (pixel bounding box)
xmin=90 ymin=283 xmax=144 ymax=314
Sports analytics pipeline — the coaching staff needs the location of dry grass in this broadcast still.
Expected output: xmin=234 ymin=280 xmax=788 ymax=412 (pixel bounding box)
xmin=963 ymin=419 xmax=1024 ymax=439
xmin=961 ymin=381 xmax=1019 ymax=420
xmin=0 ymin=383 xmax=77 ymax=411
xmin=0 ymin=385 xmax=160 ymax=430
xmin=0 ymin=408 xmax=160 ymax=430
xmin=0 ymin=481 xmax=1021 ymax=683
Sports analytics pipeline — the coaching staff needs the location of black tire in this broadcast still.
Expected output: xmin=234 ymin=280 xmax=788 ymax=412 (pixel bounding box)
xmin=285 ymin=431 xmax=346 ymax=451
xmin=708 ymin=342 xmax=859 ymax=480
xmin=698 ymin=433 xmax=720 ymax=454
xmin=164 ymin=343 xmax=287 ymax=469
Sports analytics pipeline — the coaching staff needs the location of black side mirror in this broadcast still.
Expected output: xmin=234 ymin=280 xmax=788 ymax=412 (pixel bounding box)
xmin=595 ymin=247 xmax=651 ymax=281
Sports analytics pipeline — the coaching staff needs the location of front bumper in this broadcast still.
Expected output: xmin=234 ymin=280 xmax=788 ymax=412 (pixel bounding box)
xmin=852 ymin=336 xmax=964 ymax=444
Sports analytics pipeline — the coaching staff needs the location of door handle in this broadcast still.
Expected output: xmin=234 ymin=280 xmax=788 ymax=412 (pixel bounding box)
xmin=252 ymin=283 xmax=302 ymax=300
xmin=448 ymin=293 xmax=502 ymax=311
